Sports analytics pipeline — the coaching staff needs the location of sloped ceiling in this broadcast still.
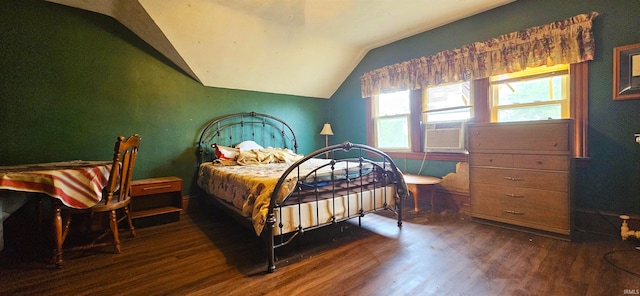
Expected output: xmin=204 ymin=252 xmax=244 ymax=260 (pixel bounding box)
xmin=46 ymin=0 xmax=514 ymax=99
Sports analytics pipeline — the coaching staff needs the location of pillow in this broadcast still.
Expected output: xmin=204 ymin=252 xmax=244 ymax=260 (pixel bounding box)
xmin=215 ymin=145 xmax=239 ymax=160
xmin=235 ymin=140 xmax=264 ymax=151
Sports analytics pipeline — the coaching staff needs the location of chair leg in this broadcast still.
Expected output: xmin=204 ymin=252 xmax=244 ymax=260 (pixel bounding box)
xmin=61 ymin=213 xmax=72 ymax=243
xmin=53 ymin=206 xmax=64 ymax=267
xmin=124 ymin=206 xmax=136 ymax=237
xmin=108 ymin=210 xmax=121 ymax=254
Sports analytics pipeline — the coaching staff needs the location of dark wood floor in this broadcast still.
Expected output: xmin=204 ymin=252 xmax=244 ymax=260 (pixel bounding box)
xmin=1 ymin=202 xmax=640 ymax=296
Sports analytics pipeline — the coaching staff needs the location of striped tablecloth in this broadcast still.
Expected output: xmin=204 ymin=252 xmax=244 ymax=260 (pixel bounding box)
xmin=0 ymin=160 xmax=112 ymax=251
xmin=0 ymin=160 xmax=112 ymax=209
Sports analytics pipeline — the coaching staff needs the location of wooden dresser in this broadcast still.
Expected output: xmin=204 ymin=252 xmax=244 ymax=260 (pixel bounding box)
xmin=468 ymin=119 xmax=574 ymax=237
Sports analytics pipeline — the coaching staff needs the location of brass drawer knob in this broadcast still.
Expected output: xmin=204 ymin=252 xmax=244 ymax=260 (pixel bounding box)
xmin=503 ymin=209 xmax=525 ymax=215
xmin=504 ymin=193 xmax=525 ymax=198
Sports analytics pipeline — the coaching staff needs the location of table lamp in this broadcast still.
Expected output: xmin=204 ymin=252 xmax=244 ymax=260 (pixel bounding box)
xmin=320 ymin=123 xmax=333 ymax=158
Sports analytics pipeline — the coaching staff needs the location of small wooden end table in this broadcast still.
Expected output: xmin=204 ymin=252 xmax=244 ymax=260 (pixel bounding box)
xmin=130 ymin=177 xmax=183 ymax=226
xmin=403 ymin=174 xmax=442 ymax=214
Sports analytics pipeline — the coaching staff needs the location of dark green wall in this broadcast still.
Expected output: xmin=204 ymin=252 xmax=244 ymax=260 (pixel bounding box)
xmin=331 ymin=0 xmax=640 ymax=214
xmin=0 ymin=0 xmax=328 ymax=195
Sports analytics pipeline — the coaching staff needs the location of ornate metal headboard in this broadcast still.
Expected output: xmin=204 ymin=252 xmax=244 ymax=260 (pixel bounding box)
xmin=197 ymin=112 xmax=298 ymax=163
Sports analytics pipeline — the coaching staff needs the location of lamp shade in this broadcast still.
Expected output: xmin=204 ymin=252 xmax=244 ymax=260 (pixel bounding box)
xmin=319 ymin=123 xmax=334 ymax=136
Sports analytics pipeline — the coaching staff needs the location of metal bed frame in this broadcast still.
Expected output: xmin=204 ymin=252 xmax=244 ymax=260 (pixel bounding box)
xmin=197 ymin=112 xmax=408 ymax=272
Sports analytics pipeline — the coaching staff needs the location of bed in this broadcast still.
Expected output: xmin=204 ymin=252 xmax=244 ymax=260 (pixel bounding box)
xmin=196 ymin=112 xmax=409 ymax=272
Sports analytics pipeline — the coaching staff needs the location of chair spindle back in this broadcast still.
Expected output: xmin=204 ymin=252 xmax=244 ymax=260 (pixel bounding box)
xmin=105 ymin=134 xmax=141 ymax=204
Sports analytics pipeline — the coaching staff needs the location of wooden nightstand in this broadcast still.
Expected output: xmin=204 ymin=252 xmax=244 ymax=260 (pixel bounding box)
xmin=129 ymin=177 xmax=182 ymax=227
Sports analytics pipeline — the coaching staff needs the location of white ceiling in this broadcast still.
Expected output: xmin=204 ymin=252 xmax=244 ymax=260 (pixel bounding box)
xmin=47 ymin=0 xmax=514 ymax=98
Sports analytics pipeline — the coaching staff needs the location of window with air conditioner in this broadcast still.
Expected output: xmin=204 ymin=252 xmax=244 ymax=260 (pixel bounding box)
xmin=422 ymin=82 xmax=471 ymax=152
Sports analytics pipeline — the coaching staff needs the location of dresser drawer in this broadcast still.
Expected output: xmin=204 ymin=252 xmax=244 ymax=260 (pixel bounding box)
xmin=471 ymin=184 xmax=570 ymax=234
xmin=471 ymin=167 xmax=568 ymax=192
xmin=471 ymin=198 xmax=569 ymax=233
xmin=468 ymin=120 xmax=571 ymax=152
xmin=471 ymin=191 xmax=569 ymax=219
xmin=470 ymin=183 xmax=568 ymax=212
xmin=130 ymin=177 xmax=182 ymax=197
xmin=471 ymin=153 xmax=569 ymax=171
xmin=513 ymin=154 xmax=569 ymax=171
xmin=469 ymin=153 xmax=513 ymax=167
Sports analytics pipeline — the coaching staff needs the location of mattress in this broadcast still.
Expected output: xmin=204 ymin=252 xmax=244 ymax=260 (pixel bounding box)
xmin=273 ymin=185 xmax=396 ymax=235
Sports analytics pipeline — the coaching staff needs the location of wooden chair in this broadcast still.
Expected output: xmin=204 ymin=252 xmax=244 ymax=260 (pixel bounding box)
xmin=54 ymin=134 xmax=141 ymax=265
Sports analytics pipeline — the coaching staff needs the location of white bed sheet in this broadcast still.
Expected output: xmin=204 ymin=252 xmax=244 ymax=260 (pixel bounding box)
xmin=273 ymin=186 xmax=396 ymax=235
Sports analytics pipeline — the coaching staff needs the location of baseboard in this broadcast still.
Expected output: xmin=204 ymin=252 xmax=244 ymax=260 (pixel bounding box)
xmin=573 ymin=208 xmax=640 ymax=239
xmin=181 ymin=195 xmax=200 ymax=214
xmin=434 ymin=187 xmax=470 ymax=217
xmin=132 ymin=212 xmax=180 ymax=228
xmin=574 ymin=208 xmax=640 ymax=220
xmin=471 ymin=217 xmax=571 ymax=241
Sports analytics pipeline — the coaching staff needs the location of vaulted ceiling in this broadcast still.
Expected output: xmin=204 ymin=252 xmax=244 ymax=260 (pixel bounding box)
xmin=46 ymin=0 xmax=514 ymax=98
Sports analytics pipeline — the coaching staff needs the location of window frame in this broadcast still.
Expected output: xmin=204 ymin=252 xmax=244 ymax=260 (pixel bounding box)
xmin=423 ymin=81 xmax=473 ymax=123
xmin=372 ymin=91 xmax=412 ymax=151
xmin=367 ymin=89 xmax=467 ymax=162
xmin=489 ymin=67 xmax=570 ymax=122
xmin=366 ymin=62 xmax=589 ymax=163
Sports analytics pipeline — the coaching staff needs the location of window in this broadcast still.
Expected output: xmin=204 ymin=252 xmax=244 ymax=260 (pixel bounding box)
xmin=371 ymin=83 xmax=472 ymax=155
xmin=490 ymin=64 xmax=569 ymax=122
xmin=422 ymin=82 xmax=472 ymax=153
xmin=423 ymin=81 xmax=472 ymax=123
xmin=373 ymin=90 xmax=411 ymax=151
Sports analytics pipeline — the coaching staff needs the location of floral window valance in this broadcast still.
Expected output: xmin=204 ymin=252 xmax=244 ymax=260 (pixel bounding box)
xmin=360 ymin=12 xmax=598 ymax=98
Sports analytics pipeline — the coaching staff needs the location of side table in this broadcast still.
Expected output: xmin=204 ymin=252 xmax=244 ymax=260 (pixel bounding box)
xmin=129 ymin=177 xmax=182 ymax=227
xmin=403 ymin=174 xmax=442 ymax=213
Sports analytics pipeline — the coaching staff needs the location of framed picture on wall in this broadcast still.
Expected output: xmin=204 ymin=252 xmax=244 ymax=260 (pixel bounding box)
xmin=613 ymin=43 xmax=640 ymax=100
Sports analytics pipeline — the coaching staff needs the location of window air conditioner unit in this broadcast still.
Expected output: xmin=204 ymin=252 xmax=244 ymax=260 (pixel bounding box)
xmin=423 ymin=121 xmax=467 ymax=152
